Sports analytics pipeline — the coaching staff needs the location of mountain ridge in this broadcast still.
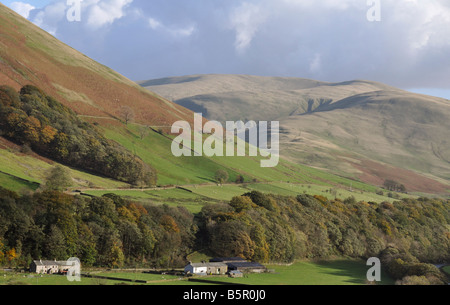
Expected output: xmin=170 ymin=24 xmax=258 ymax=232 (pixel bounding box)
xmin=141 ymin=74 xmax=450 ymax=194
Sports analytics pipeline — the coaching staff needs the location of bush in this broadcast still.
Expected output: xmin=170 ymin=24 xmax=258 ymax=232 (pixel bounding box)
xmin=214 ymin=169 xmax=229 ymax=184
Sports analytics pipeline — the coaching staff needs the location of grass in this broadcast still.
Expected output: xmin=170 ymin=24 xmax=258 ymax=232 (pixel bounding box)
xmin=83 ymin=188 xmax=213 ymax=214
xmin=102 ymin=123 xmax=348 ymax=187
xmin=443 ymin=265 xmax=450 ymax=275
xmin=0 ymin=147 xmax=130 ymax=191
xmin=94 ymin=271 xmax=181 ymax=282
xmin=0 ymin=114 xmax=419 ymax=212
xmin=82 ymin=180 xmax=410 ymax=216
xmin=186 ymin=260 xmax=395 ymax=286
xmin=0 ymin=272 xmax=107 ymax=286
xmin=0 ymin=171 xmax=39 ymax=192
xmin=102 ymin=124 xmax=236 ymax=186
xmin=102 ymin=123 xmax=392 ymax=192
xmin=0 ymin=259 xmax=396 ymax=285
xmin=249 ymin=182 xmax=413 ymax=203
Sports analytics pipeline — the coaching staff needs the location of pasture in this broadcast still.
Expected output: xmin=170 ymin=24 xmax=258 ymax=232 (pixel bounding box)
xmin=0 ymin=260 xmax=395 ymax=286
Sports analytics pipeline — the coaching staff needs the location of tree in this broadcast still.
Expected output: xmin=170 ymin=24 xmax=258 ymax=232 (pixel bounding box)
xmin=235 ymin=174 xmax=245 ymax=184
xmin=214 ymin=169 xmax=229 ymax=185
xmin=229 ymin=196 xmax=253 ymax=213
xmin=45 ymin=225 xmax=68 ymax=259
xmin=44 ymin=165 xmax=72 ymax=191
xmin=139 ymin=125 xmax=150 ymax=140
xmin=119 ymin=106 xmax=135 ymax=125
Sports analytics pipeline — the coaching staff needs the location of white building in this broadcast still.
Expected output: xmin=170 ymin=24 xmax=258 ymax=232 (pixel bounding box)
xmin=184 ymin=262 xmax=228 ymax=275
xmin=30 ymin=260 xmax=75 ymax=274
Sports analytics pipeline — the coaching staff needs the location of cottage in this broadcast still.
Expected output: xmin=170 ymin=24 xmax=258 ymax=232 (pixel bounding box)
xmin=30 ymin=260 xmax=75 ymax=274
xmin=184 ymin=262 xmax=228 ymax=275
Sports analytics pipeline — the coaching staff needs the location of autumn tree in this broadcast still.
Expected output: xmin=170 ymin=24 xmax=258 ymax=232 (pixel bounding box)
xmin=44 ymin=165 xmax=72 ymax=191
xmin=229 ymin=196 xmax=253 ymax=213
xmin=214 ymin=169 xmax=229 ymax=185
xmin=119 ymin=106 xmax=135 ymax=125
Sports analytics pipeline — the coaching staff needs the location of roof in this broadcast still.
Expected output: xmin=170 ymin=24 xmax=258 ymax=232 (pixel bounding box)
xmin=32 ymin=260 xmax=74 ymax=267
xmin=188 ymin=262 xmax=228 ymax=268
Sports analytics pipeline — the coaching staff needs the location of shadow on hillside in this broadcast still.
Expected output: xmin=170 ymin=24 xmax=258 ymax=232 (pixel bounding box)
xmin=314 ymin=259 xmax=394 ymax=285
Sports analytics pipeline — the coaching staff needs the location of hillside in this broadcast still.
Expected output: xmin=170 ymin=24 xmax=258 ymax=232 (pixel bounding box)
xmin=0 ymin=3 xmax=192 ymax=126
xmin=141 ymin=74 xmax=450 ymax=194
xmin=0 ymin=4 xmax=384 ymax=200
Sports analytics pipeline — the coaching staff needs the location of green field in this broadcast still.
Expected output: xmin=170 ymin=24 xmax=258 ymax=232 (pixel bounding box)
xmin=83 ymin=180 xmax=407 ymax=215
xmin=0 ymin=147 xmax=131 ymax=190
xmin=102 ymin=123 xmax=382 ymax=189
xmin=0 ymin=260 xmax=395 ymax=285
xmin=185 ymin=260 xmax=395 ymax=286
xmin=83 ymin=188 xmax=215 ymax=213
xmin=0 ymin=120 xmax=417 ymax=208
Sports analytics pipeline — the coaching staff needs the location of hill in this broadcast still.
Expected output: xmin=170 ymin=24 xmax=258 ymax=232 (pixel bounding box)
xmin=141 ymin=74 xmax=450 ymax=195
xmin=0 ymin=4 xmax=385 ymax=201
xmin=0 ymin=3 xmax=192 ymax=126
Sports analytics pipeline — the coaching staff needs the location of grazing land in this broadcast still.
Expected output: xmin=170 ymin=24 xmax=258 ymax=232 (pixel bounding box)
xmin=0 ymin=260 xmax=395 ymax=285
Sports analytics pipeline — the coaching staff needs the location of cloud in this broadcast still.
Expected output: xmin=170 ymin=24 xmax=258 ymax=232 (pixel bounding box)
xmin=148 ymin=17 xmax=162 ymax=30
xmin=11 ymin=0 xmax=450 ymax=90
xmin=147 ymin=16 xmax=195 ymax=38
xmin=86 ymin=0 xmax=133 ymax=29
xmin=309 ymin=53 xmax=322 ymax=74
xmin=10 ymin=2 xmax=35 ymax=18
xmin=31 ymin=1 xmax=67 ymax=36
xmin=229 ymin=2 xmax=268 ymax=54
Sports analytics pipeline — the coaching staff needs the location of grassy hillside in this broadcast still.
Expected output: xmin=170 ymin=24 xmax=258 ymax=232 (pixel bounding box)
xmin=0 ymin=3 xmax=193 ymax=127
xmin=0 ymin=4 xmax=405 ymax=206
xmin=141 ymin=74 xmax=450 ymax=196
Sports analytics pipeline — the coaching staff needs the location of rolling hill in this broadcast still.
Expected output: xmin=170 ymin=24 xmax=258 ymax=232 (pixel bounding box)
xmin=0 ymin=3 xmax=385 ymax=201
xmin=141 ymin=74 xmax=450 ymax=194
xmin=0 ymin=3 xmax=192 ymax=127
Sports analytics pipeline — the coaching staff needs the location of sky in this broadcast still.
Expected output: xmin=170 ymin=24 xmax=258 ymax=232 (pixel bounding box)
xmin=3 ymin=0 xmax=450 ymax=99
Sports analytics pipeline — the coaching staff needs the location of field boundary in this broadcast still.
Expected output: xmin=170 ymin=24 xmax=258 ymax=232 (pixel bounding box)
xmin=188 ymin=278 xmax=247 ymax=285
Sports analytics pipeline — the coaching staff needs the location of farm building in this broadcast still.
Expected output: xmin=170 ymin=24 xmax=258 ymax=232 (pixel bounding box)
xmin=210 ymin=257 xmax=266 ymax=273
xmin=229 ymin=270 xmax=243 ymax=278
xmin=227 ymin=262 xmax=266 ymax=273
xmin=30 ymin=260 xmax=75 ymax=274
xmin=184 ymin=262 xmax=228 ymax=275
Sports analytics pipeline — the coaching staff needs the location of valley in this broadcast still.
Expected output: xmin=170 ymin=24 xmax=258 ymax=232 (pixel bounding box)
xmin=0 ymin=2 xmax=449 ymax=288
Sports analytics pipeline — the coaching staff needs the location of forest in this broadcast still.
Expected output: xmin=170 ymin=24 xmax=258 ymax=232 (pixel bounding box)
xmin=0 ymin=187 xmax=448 ymax=284
xmin=0 ymin=85 xmax=157 ymax=186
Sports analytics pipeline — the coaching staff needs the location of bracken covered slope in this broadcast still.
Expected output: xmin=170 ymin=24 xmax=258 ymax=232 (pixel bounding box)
xmin=0 ymin=3 xmax=192 ymax=126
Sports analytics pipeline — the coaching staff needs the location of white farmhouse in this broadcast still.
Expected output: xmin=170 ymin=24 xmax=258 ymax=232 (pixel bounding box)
xmin=30 ymin=260 xmax=75 ymax=274
xmin=184 ymin=262 xmax=228 ymax=275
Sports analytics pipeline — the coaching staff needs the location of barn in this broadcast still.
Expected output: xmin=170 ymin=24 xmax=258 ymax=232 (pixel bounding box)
xmin=184 ymin=262 xmax=228 ymax=275
xmin=210 ymin=257 xmax=266 ymax=273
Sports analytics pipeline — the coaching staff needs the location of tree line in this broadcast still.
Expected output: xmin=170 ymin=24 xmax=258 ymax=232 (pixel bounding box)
xmin=0 ymin=85 xmax=157 ymax=186
xmin=0 ymin=186 xmax=448 ymax=284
